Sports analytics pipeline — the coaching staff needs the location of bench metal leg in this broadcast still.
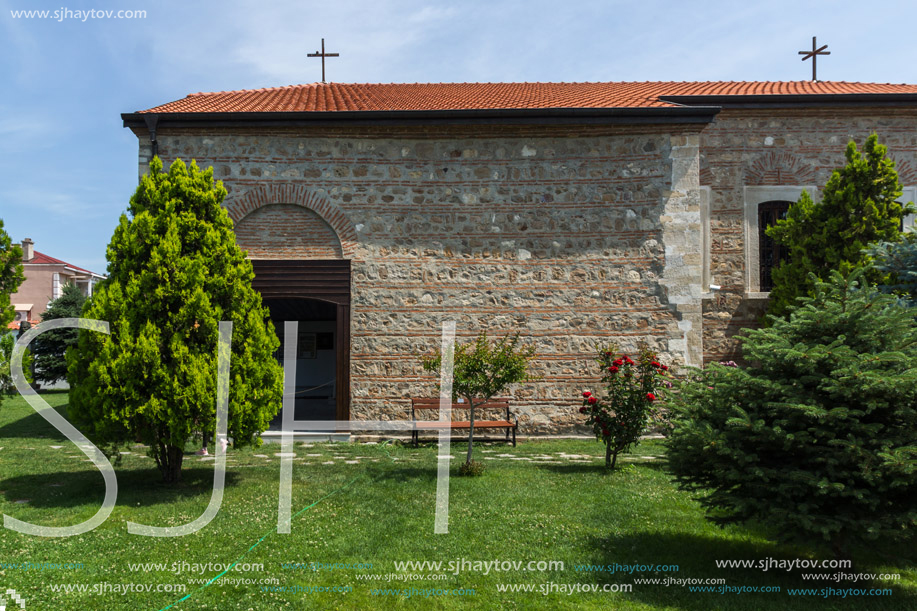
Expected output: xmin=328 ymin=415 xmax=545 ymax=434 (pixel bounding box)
xmin=512 ymin=426 xmax=516 ymax=447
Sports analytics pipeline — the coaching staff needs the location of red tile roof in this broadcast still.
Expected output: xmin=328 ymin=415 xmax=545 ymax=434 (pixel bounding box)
xmin=138 ymin=81 xmax=917 ymax=114
xmin=26 ymin=251 xmax=103 ymax=276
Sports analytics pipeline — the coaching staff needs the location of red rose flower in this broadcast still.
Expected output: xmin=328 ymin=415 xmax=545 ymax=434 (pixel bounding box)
xmin=579 ymin=406 xmax=587 ymax=414
xmin=587 ymin=396 xmax=598 ymax=405
xmin=646 ymin=392 xmax=656 ymax=402
xmin=661 ymin=364 xmax=668 ymax=371
xmin=608 ymin=366 xmax=619 ymax=373
xmin=582 ymin=391 xmax=591 ymax=398
xmin=651 ymin=361 xmax=661 ymax=368
xmin=613 ymin=359 xmax=623 ymax=367
xmin=602 ymin=428 xmax=610 ymax=436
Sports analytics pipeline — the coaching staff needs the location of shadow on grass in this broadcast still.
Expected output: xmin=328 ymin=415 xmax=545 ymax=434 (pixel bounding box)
xmin=1 ymin=465 xmax=242 ymax=509
xmin=534 ymin=463 xmax=613 ymax=476
xmin=362 ymin=465 xmax=437 ymax=484
xmin=0 ymin=405 xmax=71 ymax=440
xmin=582 ymin=531 xmax=916 ymax=610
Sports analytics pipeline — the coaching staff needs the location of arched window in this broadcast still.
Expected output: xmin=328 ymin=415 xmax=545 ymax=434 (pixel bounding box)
xmin=757 ymin=201 xmax=790 ymax=292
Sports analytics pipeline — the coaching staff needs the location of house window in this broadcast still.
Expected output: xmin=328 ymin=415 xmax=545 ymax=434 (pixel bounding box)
xmin=758 ymin=201 xmax=790 ymax=292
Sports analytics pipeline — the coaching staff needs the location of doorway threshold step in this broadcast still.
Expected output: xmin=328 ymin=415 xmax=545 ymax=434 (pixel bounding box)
xmin=260 ymin=431 xmax=351 ymax=443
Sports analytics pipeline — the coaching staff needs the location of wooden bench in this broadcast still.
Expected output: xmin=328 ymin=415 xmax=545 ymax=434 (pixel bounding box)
xmin=410 ymin=398 xmax=517 ymax=446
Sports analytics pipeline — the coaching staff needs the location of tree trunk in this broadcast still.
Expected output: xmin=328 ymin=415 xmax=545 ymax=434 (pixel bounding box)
xmin=605 ymin=442 xmax=612 ymax=468
xmin=465 ymin=398 xmax=477 ymax=465
xmin=830 ymin=533 xmax=849 ymax=561
xmin=154 ymin=443 xmax=184 ymax=483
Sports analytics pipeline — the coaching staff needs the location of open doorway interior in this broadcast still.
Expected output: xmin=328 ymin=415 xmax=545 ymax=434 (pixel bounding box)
xmin=263 ymin=298 xmax=337 ymax=426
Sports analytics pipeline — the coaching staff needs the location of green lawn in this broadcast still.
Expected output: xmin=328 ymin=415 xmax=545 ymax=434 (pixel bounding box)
xmin=0 ymin=392 xmax=914 ymax=610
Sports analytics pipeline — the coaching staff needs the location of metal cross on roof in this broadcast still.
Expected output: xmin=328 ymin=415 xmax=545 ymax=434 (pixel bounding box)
xmin=798 ymin=36 xmax=830 ymax=81
xmin=307 ymin=38 xmax=339 ymax=83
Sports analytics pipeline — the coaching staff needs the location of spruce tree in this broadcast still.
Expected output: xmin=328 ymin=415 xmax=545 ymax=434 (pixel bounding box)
xmin=667 ymin=271 xmax=917 ymax=558
xmin=31 ymin=282 xmax=87 ymax=385
xmin=867 ymin=233 xmax=917 ymax=307
xmin=766 ymin=134 xmax=914 ymax=319
xmin=67 ymin=158 xmax=283 ymax=482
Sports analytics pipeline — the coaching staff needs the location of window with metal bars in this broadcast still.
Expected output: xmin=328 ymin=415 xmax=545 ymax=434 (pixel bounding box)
xmin=758 ymin=201 xmax=790 ymax=292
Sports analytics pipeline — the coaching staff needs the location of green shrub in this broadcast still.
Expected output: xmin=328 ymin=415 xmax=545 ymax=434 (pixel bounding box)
xmin=458 ymin=459 xmax=486 ymax=477
xmin=666 ymin=271 xmax=917 ymax=557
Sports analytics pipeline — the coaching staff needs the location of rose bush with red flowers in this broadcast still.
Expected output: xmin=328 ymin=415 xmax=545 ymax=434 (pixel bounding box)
xmin=579 ymin=342 xmax=670 ymax=468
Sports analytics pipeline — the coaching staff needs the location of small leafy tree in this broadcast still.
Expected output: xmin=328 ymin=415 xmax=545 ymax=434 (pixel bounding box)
xmin=867 ymin=233 xmax=917 ymax=307
xmin=31 ymin=282 xmax=87 ymax=385
xmin=580 ymin=343 xmax=669 ymax=469
xmin=0 ymin=220 xmax=24 ymax=332
xmin=0 ymin=333 xmax=33 ymax=396
xmin=766 ymin=134 xmax=914 ymax=319
xmin=666 ymin=271 xmax=917 ymax=558
xmin=67 ymin=158 xmax=283 ymax=482
xmin=422 ymin=332 xmax=535 ymax=472
xmin=0 ymin=220 xmax=25 ymax=405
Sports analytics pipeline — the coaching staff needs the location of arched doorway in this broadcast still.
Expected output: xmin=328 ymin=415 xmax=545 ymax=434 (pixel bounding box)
xmin=264 ymin=297 xmax=338 ymax=424
xmin=251 ymin=260 xmax=351 ymax=427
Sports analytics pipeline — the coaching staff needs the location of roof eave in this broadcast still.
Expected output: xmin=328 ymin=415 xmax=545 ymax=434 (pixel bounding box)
xmin=122 ymin=106 xmax=722 ymax=129
xmin=659 ymin=92 xmax=917 ymax=109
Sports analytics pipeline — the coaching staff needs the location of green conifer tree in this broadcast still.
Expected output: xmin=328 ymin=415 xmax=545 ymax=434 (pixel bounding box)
xmin=67 ymin=158 xmax=283 ymax=482
xmin=31 ymin=282 xmax=87 ymax=385
xmin=0 ymin=220 xmax=25 ymax=403
xmin=867 ymin=233 xmax=917 ymax=307
xmin=667 ymin=271 xmax=917 ymax=558
xmin=766 ymin=134 xmax=914 ymax=319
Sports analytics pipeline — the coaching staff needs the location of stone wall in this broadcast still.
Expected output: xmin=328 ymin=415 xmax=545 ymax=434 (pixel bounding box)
xmin=136 ymin=123 xmax=705 ymax=433
xmin=700 ymin=107 xmax=917 ymax=363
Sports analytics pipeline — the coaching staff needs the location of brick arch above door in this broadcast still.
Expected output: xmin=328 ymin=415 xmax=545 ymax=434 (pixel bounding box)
xmin=235 ymin=204 xmax=343 ymax=259
xmin=225 ymin=184 xmax=358 ymax=258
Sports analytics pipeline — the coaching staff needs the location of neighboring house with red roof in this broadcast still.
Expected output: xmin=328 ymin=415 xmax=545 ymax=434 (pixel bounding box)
xmin=7 ymin=238 xmax=105 ymax=329
xmin=122 ymin=81 xmax=917 ymax=433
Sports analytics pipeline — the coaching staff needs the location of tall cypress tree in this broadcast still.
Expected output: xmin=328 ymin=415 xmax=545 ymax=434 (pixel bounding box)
xmin=766 ymin=134 xmax=914 ymax=319
xmin=67 ymin=158 xmax=283 ymax=482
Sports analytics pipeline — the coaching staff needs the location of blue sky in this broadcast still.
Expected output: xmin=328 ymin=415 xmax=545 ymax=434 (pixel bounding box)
xmin=2 ymin=0 xmax=916 ymax=273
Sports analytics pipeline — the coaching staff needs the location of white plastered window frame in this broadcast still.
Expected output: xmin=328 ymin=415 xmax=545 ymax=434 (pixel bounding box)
xmin=743 ymin=186 xmax=819 ymax=298
xmin=698 ymin=186 xmax=713 ymax=298
xmin=901 ymin=187 xmax=916 ymax=232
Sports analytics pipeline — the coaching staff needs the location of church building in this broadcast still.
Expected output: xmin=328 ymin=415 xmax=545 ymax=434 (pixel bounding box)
xmin=122 ymin=81 xmax=917 ymax=433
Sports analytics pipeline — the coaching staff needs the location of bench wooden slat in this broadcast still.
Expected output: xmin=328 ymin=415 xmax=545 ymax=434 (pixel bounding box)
xmin=414 ymin=420 xmax=515 ymax=429
xmin=410 ymin=397 xmax=517 ymax=446
xmin=411 ymin=398 xmax=509 ymax=410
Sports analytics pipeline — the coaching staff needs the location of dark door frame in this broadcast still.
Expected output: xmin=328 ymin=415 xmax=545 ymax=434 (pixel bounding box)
xmin=251 ymin=260 xmax=351 ymax=422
